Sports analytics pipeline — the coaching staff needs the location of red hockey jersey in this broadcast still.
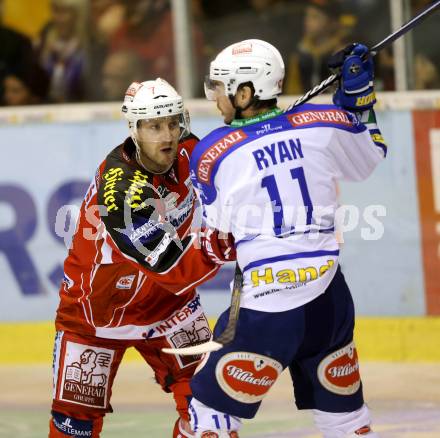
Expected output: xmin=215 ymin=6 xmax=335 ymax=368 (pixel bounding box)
xmin=55 ymin=134 xmax=220 ymax=339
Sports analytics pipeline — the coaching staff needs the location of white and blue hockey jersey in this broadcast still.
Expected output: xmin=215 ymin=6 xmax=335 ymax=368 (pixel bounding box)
xmin=190 ymin=104 xmax=387 ymax=312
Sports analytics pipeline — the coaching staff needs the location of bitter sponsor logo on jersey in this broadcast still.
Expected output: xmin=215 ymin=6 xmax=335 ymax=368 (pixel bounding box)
xmin=59 ymin=342 xmax=114 ymax=408
xmin=125 ymin=170 xmax=148 ymax=209
xmin=317 ymin=341 xmax=361 ymax=395
xmin=197 ymin=130 xmax=247 ymax=183
xmin=215 ymin=352 xmax=282 ymax=403
xmin=288 ymin=110 xmax=353 ymax=128
xmin=102 ymin=167 xmax=124 ymax=212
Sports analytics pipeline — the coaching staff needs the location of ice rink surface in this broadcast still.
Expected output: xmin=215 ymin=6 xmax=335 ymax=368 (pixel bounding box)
xmin=1 ymin=361 xmax=439 ymax=437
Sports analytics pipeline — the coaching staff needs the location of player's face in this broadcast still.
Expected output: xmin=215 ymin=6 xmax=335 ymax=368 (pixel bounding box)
xmin=206 ymin=81 xmax=236 ymax=124
xmin=135 ymin=115 xmax=180 ymax=173
xmin=216 ymin=94 xmax=236 ymax=125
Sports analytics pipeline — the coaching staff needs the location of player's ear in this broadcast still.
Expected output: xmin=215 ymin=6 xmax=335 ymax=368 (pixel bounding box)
xmin=235 ymin=85 xmax=253 ymax=108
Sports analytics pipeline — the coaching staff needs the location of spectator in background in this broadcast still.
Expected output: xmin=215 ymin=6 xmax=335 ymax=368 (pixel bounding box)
xmin=2 ymin=63 xmax=50 ymax=106
xmin=414 ymin=51 xmax=440 ymax=89
xmin=109 ymin=0 xmax=205 ymax=92
xmin=109 ymin=0 xmax=176 ymax=85
xmin=35 ymin=0 xmax=87 ymax=102
xmin=86 ymin=0 xmax=126 ymax=101
xmin=285 ymin=0 xmax=349 ymax=94
xmin=199 ymin=0 xmax=300 ymax=70
xmin=0 ymin=23 xmax=34 ymax=103
xmin=101 ymin=50 xmax=146 ymax=100
xmin=412 ymin=0 xmax=440 ymax=90
xmin=91 ymin=0 xmax=125 ymax=44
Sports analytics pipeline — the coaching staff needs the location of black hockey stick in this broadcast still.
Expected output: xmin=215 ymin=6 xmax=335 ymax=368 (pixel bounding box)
xmin=288 ymin=0 xmax=440 ymax=109
xmin=162 ymin=263 xmax=243 ymax=355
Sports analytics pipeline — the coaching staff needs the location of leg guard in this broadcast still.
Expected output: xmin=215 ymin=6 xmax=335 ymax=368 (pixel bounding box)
xmin=173 ymin=417 xmax=194 ymax=437
xmin=189 ymin=398 xmax=241 ymax=438
xmin=49 ymin=411 xmax=103 ymax=437
xmin=313 ymin=404 xmax=380 ymax=438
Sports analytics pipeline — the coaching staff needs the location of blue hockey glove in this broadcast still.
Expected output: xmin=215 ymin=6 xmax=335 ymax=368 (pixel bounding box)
xmin=328 ymin=43 xmax=376 ymax=111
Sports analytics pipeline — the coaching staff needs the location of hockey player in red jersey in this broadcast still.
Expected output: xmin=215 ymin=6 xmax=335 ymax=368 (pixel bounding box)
xmin=49 ymin=78 xmax=234 ymax=438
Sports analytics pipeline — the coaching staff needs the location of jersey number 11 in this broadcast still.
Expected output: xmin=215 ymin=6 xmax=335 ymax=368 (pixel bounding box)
xmin=261 ymin=166 xmax=313 ymax=235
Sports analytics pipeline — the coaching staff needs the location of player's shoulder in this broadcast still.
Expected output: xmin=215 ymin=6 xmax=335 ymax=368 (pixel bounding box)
xmin=179 ymin=131 xmax=200 ymax=156
xmin=190 ymin=125 xmax=249 ymax=186
xmin=98 ymin=138 xmax=152 ymax=213
xmin=102 ymin=137 xmax=138 ymax=172
xmin=284 ymin=103 xmax=366 ymax=133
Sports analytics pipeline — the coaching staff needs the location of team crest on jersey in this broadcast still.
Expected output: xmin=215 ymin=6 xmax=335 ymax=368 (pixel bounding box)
xmin=197 ymin=130 xmax=247 ymax=184
xmin=116 ymin=274 xmax=135 ymax=290
xmin=215 ymin=352 xmax=282 ymax=403
xmin=288 ymin=110 xmax=353 ymax=128
xmin=58 ymin=342 xmax=114 ymax=408
xmin=317 ymin=341 xmax=361 ymax=395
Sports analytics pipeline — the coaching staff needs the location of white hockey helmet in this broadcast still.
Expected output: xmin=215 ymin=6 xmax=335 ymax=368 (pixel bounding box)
xmin=121 ymin=78 xmax=190 ymax=139
xmin=205 ymin=39 xmax=285 ymax=101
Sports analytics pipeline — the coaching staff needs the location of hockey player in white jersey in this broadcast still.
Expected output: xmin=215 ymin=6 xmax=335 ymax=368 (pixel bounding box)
xmin=187 ymin=39 xmax=386 ymax=437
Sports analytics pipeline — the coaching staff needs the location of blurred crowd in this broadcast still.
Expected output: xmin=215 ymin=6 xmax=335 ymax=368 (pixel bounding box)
xmin=0 ymin=0 xmax=438 ymax=106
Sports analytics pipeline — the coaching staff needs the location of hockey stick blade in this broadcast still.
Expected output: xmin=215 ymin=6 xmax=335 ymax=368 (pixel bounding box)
xmin=162 ymin=264 xmax=243 ymax=356
xmin=287 ymin=0 xmax=440 ymax=110
xmin=162 ymin=340 xmax=224 ymax=356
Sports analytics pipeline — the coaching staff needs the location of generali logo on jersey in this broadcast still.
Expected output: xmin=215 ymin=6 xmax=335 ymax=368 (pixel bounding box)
xmin=197 ymin=130 xmax=247 ymax=184
xmin=317 ymin=341 xmax=361 ymax=396
xmin=288 ymin=110 xmax=353 ymax=128
xmin=215 ymin=352 xmax=282 ymax=403
xmin=59 ymin=342 xmax=114 ymax=408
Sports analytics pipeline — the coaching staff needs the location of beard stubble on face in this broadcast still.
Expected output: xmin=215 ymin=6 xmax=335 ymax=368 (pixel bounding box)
xmin=137 ymin=140 xmax=178 ymax=174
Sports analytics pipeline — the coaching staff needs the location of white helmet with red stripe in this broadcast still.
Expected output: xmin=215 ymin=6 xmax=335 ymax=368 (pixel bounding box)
xmin=205 ymin=39 xmax=285 ymax=101
xmin=121 ymin=78 xmax=190 ymax=139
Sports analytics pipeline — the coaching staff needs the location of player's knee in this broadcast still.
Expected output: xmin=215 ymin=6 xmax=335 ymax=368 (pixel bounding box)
xmin=49 ymin=411 xmax=102 ymax=437
xmin=313 ymin=404 xmax=380 ymax=438
xmin=189 ymin=398 xmax=241 ymax=438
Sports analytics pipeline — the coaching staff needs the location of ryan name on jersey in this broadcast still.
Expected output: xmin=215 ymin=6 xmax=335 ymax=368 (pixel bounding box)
xmin=252 ymin=137 xmax=304 ymax=171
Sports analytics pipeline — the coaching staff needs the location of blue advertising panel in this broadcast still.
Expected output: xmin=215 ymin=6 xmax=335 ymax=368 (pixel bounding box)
xmin=0 ymin=111 xmax=425 ymax=320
